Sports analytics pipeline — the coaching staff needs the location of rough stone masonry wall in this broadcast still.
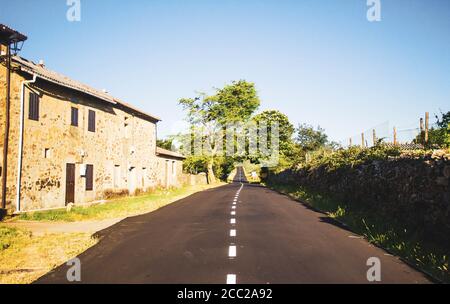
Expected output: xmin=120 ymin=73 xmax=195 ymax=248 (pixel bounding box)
xmin=1 ymin=65 xmax=160 ymax=211
xmin=155 ymin=156 xmax=184 ymax=188
xmin=0 ymin=63 xmax=23 ymax=210
xmin=267 ymin=152 xmax=450 ymax=245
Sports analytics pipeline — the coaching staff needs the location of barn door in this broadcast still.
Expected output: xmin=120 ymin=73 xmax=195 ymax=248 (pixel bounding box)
xmin=65 ymin=163 xmax=75 ymax=205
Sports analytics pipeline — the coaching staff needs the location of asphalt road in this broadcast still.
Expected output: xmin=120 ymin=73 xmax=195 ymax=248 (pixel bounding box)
xmin=37 ymin=167 xmax=430 ymax=284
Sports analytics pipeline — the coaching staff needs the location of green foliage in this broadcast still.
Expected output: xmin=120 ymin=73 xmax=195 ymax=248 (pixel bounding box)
xmin=156 ymin=138 xmax=173 ymax=150
xmin=209 ymin=80 xmax=260 ymax=125
xmin=253 ymin=110 xmax=297 ymax=162
xmin=183 ymin=155 xmax=209 ymax=174
xmin=414 ymin=111 xmax=450 ymax=148
xmin=296 ymin=124 xmax=329 ymax=152
xmin=0 ymin=226 xmax=29 ymax=251
xmin=179 ymin=80 xmax=260 ymax=126
xmin=305 ymin=144 xmax=401 ymax=171
xmin=213 ymin=155 xmax=235 ymax=180
xmin=253 ymin=110 xmax=295 ymax=143
xmin=179 ymin=80 xmax=261 ymax=181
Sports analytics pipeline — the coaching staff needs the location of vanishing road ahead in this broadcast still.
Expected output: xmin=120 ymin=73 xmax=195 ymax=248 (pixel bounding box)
xmin=38 ymin=168 xmax=430 ymax=284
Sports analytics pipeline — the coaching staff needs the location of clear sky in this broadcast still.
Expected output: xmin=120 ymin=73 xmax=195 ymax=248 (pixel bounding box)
xmin=1 ymin=0 xmax=449 ymax=142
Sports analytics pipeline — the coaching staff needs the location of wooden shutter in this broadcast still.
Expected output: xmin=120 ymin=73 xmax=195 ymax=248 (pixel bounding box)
xmin=86 ymin=164 xmax=94 ymax=191
xmin=71 ymin=107 xmax=78 ymax=126
xmin=88 ymin=110 xmax=96 ymax=132
xmin=28 ymin=92 xmax=39 ymax=121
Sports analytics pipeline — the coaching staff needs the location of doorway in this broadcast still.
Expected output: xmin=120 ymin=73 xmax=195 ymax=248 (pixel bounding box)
xmin=65 ymin=163 xmax=75 ymax=205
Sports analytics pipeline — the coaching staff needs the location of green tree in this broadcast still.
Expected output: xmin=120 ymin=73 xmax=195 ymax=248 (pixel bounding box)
xmin=179 ymin=80 xmax=260 ymax=182
xmin=296 ymin=124 xmax=329 ymax=152
xmin=253 ymin=110 xmax=299 ymax=167
xmin=156 ymin=138 xmax=173 ymax=150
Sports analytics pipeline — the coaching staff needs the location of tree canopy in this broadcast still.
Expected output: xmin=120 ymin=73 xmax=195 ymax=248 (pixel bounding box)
xmin=178 ymin=80 xmax=261 ymax=182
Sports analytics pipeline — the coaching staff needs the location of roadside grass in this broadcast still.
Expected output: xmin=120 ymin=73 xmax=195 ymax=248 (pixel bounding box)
xmin=265 ymin=182 xmax=449 ymax=283
xmin=13 ymin=183 xmax=224 ymax=222
xmin=0 ymin=226 xmax=96 ymax=284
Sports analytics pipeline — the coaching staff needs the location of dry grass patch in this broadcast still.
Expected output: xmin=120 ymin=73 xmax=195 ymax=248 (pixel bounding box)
xmin=0 ymin=226 xmax=97 ymax=284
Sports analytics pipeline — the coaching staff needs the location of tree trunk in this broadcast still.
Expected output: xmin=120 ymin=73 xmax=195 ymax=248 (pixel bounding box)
xmin=207 ymin=160 xmax=216 ymax=184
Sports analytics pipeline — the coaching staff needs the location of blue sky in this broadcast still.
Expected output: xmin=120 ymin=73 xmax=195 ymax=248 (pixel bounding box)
xmin=1 ymin=0 xmax=449 ymax=142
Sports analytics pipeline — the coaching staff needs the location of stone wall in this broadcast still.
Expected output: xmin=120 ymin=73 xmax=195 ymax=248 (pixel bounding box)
xmin=180 ymin=172 xmax=208 ymax=186
xmin=155 ymin=155 xmax=184 ymax=188
xmin=1 ymin=65 xmax=162 ymax=211
xmin=266 ymin=151 xmax=450 ymax=244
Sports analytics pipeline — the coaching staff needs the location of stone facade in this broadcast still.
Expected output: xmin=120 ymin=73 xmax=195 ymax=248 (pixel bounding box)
xmin=0 ymin=53 xmax=184 ymax=212
xmin=155 ymin=148 xmax=184 ymax=188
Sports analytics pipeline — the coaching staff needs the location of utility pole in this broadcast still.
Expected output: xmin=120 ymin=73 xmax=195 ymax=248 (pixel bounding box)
xmin=425 ymin=112 xmax=429 ymax=144
xmin=393 ymin=127 xmax=397 ymax=145
xmin=0 ymin=24 xmax=27 ymax=212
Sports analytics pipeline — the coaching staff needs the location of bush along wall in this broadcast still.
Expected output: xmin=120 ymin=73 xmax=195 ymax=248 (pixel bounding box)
xmin=266 ymin=147 xmax=450 ymax=248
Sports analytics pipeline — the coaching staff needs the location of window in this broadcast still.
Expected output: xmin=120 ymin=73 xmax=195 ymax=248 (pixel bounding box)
xmin=44 ymin=148 xmax=51 ymax=159
xmin=88 ymin=110 xmax=96 ymax=132
xmin=85 ymin=164 xmax=94 ymax=191
xmin=124 ymin=122 xmax=130 ymax=139
xmin=113 ymin=165 xmax=121 ymax=188
xmin=71 ymin=107 xmax=78 ymax=126
xmin=172 ymin=161 xmax=176 ymax=176
xmin=28 ymin=92 xmax=39 ymax=121
xmin=142 ymin=167 xmax=147 ymax=188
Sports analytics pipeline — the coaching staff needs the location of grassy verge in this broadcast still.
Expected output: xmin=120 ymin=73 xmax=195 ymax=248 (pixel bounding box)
xmin=265 ymin=182 xmax=449 ymax=283
xmin=0 ymin=226 xmax=96 ymax=284
xmin=12 ymin=183 xmax=224 ymax=222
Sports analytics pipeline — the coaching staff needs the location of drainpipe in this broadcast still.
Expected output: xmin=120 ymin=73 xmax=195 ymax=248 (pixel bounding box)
xmin=15 ymin=74 xmax=37 ymax=212
xmin=1 ymin=45 xmax=11 ymax=210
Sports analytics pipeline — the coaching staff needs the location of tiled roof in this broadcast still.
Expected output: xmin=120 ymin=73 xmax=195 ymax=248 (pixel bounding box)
xmin=156 ymin=147 xmax=185 ymax=159
xmin=12 ymin=56 xmax=161 ymax=122
xmin=0 ymin=24 xmax=27 ymax=44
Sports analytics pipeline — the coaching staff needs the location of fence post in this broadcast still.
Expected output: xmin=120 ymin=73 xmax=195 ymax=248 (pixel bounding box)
xmin=372 ymin=129 xmax=377 ymax=146
xmin=425 ymin=112 xmax=429 ymax=144
xmin=393 ymin=127 xmax=397 ymax=145
xmin=361 ymin=133 xmax=365 ymax=148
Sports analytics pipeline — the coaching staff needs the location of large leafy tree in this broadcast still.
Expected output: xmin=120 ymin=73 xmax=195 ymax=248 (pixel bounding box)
xmin=252 ymin=110 xmax=298 ymax=166
xmin=296 ymin=124 xmax=329 ymax=152
xmin=179 ymin=80 xmax=260 ymax=182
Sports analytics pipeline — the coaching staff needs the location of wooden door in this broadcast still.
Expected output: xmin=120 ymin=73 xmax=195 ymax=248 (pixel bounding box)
xmin=65 ymin=163 xmax=75 ymax=205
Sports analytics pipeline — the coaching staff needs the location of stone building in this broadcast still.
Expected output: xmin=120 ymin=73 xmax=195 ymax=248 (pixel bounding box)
xmin=0 ymin=46 xmax=185 ymax=212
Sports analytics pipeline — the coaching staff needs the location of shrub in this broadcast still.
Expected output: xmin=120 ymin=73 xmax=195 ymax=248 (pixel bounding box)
xmin=103 ymin=188 xmax=130 ymax=200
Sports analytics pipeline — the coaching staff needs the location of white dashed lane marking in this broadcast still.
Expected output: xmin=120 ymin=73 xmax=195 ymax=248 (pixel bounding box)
xmin=226 ymin=182 xmax=244 ymax=284
xmin=229 ymin=245 xmax=237 ymax=257
xmin=227 ymin=274 xmax=236 ymax=284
